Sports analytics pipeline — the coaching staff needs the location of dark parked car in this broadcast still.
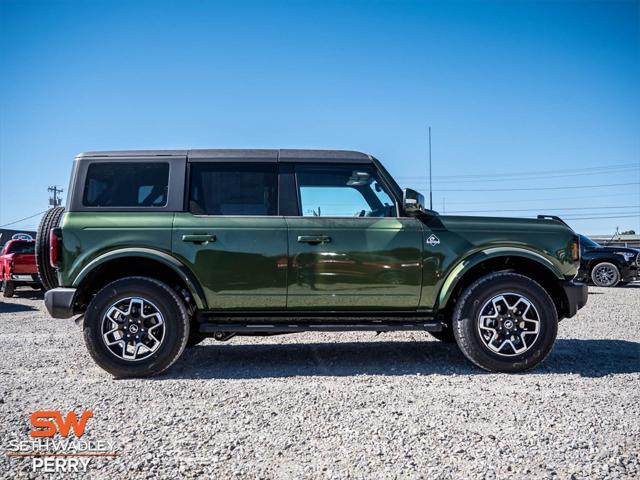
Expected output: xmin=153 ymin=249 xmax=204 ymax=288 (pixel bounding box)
xmin=576 ymin=235 xmax=639 ymax=287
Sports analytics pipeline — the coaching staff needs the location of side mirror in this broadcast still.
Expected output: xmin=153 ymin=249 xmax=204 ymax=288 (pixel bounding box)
xmin=402 ymin=188 xmax=425 ymax=215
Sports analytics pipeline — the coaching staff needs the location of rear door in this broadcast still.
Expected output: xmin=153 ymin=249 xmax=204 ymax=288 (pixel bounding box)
xmin=172 ymin=159 xmax=288 ymax=310
xmin=284 ymin=163 xmax=424 ymax=310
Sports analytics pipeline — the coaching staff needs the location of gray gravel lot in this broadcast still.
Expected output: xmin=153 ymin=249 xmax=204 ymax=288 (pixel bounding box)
xmin=1 ymin=285 xmax=639 ymax=479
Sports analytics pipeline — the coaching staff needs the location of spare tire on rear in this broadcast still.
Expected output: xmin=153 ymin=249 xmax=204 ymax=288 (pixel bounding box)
xmin=36 ymin=207 xmax=65 ymax=291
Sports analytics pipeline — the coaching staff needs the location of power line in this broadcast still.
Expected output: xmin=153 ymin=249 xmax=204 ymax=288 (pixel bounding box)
xmin=398 ymin=162 xmax=639 ymax=180
xmin=436 ymin=182 xmax=637 ymax=192
xmin=439 ymin=192 xmax=630 ymax=205
xmin=400 ymin=167 xmax=639 ymax=184
xmin=448 ymin=205 xmax=639 ymax=214
xmin=560 ymin=214 xmax=640 ymax=220
xmin=0 ymin=210 xmax=48 ymax=228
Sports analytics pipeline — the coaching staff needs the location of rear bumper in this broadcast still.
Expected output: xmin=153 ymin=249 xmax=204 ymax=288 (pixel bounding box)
xmin=44 ymin=288 xmax=76 ymax=319
xmin=560 ymin=280 xmax=588 ymax=318
xmin=9 ymin=273 xmax=39 ymax=283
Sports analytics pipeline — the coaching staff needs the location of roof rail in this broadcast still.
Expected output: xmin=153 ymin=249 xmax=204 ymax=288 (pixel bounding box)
xmin=537 ymin=215 xmax=570 ymax=228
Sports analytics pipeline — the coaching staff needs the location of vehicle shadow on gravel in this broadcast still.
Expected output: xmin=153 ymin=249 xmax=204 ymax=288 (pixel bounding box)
xmin=0 ymin=290 xmax=44 ymax=300
xmin=167 ymin=339 xmax=640 ymax=380
xmin=0 ymin=301 xmax=39 ymax=313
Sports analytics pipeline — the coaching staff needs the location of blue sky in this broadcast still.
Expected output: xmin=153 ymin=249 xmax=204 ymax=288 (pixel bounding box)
xmin=1 ymin=0 xmax=638 ymax=235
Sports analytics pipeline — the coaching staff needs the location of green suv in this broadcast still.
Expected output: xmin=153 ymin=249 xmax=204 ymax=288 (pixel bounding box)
xmin=40 ymin=149 xmax=587 ymax=377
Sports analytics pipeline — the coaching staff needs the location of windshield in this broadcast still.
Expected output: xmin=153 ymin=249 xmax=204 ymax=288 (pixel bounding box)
xmin=579 ymin=235 xmax=600 ymax=249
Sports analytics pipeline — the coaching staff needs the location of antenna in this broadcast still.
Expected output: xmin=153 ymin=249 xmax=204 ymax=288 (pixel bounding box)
xmin=428 ymin=126 xmax=433 ymax=210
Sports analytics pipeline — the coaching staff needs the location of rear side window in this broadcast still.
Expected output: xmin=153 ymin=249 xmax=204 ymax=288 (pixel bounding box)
xmin=83 ymin=162 xmax=170 ymax=207
xmin=6 ymin=241 xmax=35 ymax=254
xmin=189 ymin=163 xmax=278 ymax=216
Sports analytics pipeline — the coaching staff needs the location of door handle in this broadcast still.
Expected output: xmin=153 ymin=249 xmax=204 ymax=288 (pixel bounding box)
xmin=297 ymin=235 xmax=332 ymax=245
xmin=182 ymin=234 xmax=216 ymax=244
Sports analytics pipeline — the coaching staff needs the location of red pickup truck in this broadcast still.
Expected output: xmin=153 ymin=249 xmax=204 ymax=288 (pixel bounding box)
xmin=0 ymin=239 xmax=41 ymax=297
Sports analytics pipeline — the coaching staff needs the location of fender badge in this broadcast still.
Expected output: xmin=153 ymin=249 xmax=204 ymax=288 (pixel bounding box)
xmin=426 ymin=234 xmax=441 ymax=247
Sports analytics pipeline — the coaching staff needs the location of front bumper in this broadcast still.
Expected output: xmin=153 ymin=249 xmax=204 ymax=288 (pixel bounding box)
xmin=44 ymin=288 xmax=76 ymax=319
xmin=621 ymin=265 xmax=639 ymax=283
xmin=560 ymin=280 xmax=588 ymax=318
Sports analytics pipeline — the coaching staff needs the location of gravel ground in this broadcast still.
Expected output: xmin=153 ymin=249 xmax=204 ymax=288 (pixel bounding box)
xmin=1 ymin=285 xmax=639 ymax=479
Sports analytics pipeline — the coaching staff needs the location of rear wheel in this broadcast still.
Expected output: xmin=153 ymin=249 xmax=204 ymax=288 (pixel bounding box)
xmin=83 ymin=276 xmax=190 ymax=378
xmin=36 ymin=207 xmax=65 ymax=291
xmin=2 ymin=280 xmax=15 ymax=298
xmin=452 ymin=272 xmax=558 ymax=373
xmin=591 ymin=262 xmax=620 ymax=287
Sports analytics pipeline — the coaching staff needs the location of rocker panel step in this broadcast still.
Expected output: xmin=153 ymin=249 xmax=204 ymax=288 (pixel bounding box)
xmin=197 ymin=321 xmax=442 ymax=334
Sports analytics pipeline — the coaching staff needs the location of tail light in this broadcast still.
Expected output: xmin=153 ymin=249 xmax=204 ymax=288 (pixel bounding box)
xmin=49 ymin=228 xmax=63 ymax=269
xmin=571 ymin=236 xmax=580 ymax=262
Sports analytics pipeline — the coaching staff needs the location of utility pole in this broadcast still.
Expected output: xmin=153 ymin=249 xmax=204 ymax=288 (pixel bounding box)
xmin=48 ymin=186 xmax=63 ymax=207
xmin=428 ymin=126 xmax=433 ymax=210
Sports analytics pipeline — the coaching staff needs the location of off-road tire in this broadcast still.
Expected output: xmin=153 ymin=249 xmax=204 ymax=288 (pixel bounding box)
xmin=2 ymin=280 xmax=15 ymax=298
xmin=591 ymin=262 xmax=620 ymax=288
xmin=36 ymin=207 xmax=65 ymax=291
xmin=83 ymin=276 xmax=190 ymax=378
xmin=452 ymin=272 xmax=558 ymax=373
xmin=428 ymin=326 xmax=456 ymax=343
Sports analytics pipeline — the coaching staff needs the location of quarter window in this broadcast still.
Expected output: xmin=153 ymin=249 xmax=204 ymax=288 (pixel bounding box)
xmin=296 ymin=165 xmax=397 ymax=217
xmin=83 ymin=162 xmax=169 ymax=207
xmin=189 ymin=163 xmax=278 ymax=216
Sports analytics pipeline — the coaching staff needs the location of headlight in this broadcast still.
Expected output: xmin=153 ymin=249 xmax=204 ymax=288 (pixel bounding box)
xmin=616 ymin=252 xmax=636 ymax=261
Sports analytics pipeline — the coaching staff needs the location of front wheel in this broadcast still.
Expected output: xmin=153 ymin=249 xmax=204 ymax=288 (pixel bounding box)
xmin=591 ymin=262 xmax=620 ymax=287
xmin=83 ymin=276 xmax=190 ymax=378
xmin=452 ymin=272 xmax=558 ymax=373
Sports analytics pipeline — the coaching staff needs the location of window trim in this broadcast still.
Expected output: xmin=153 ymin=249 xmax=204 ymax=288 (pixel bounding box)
xmin=292 ymin=163 xmax=401 ymax=219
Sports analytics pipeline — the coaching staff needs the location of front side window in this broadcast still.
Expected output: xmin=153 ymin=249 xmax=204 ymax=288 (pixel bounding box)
xmin=189 ymin=163 xmax=278 ymax=216
xmin=296 ymin=165 xmax=397 ymax=217
xmin=83 ymin=162 xmax=169 ymax=207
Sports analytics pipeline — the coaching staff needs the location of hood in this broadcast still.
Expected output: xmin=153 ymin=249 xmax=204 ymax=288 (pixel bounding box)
xmin=432 ymin=214 xmax=575 ymax=235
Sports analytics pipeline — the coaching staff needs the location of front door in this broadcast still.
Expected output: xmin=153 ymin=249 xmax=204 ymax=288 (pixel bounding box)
xmin=286 ymin=163 xmax=424 ymax=310
xmin=172 ymin=161 xmax=287 ymax=310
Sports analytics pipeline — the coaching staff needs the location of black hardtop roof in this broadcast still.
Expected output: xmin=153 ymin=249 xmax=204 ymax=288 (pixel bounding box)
xmin=76 ymin=149 xmax=373 ymax=163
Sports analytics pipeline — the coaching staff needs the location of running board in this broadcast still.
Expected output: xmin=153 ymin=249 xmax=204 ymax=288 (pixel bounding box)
xmin=198 ymin=321 xmax=442 ymax=334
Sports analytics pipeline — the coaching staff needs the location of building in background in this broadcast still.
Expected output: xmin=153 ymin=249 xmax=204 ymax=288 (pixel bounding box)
xmin=0 ymin=229 xmax=37 ymax=248
xmin=591 ymin=234 xmax=640 ymax=248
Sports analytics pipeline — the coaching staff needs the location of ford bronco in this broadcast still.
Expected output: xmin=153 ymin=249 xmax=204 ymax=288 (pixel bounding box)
xmin=39 ymin=149 xmax=587 ymax=377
